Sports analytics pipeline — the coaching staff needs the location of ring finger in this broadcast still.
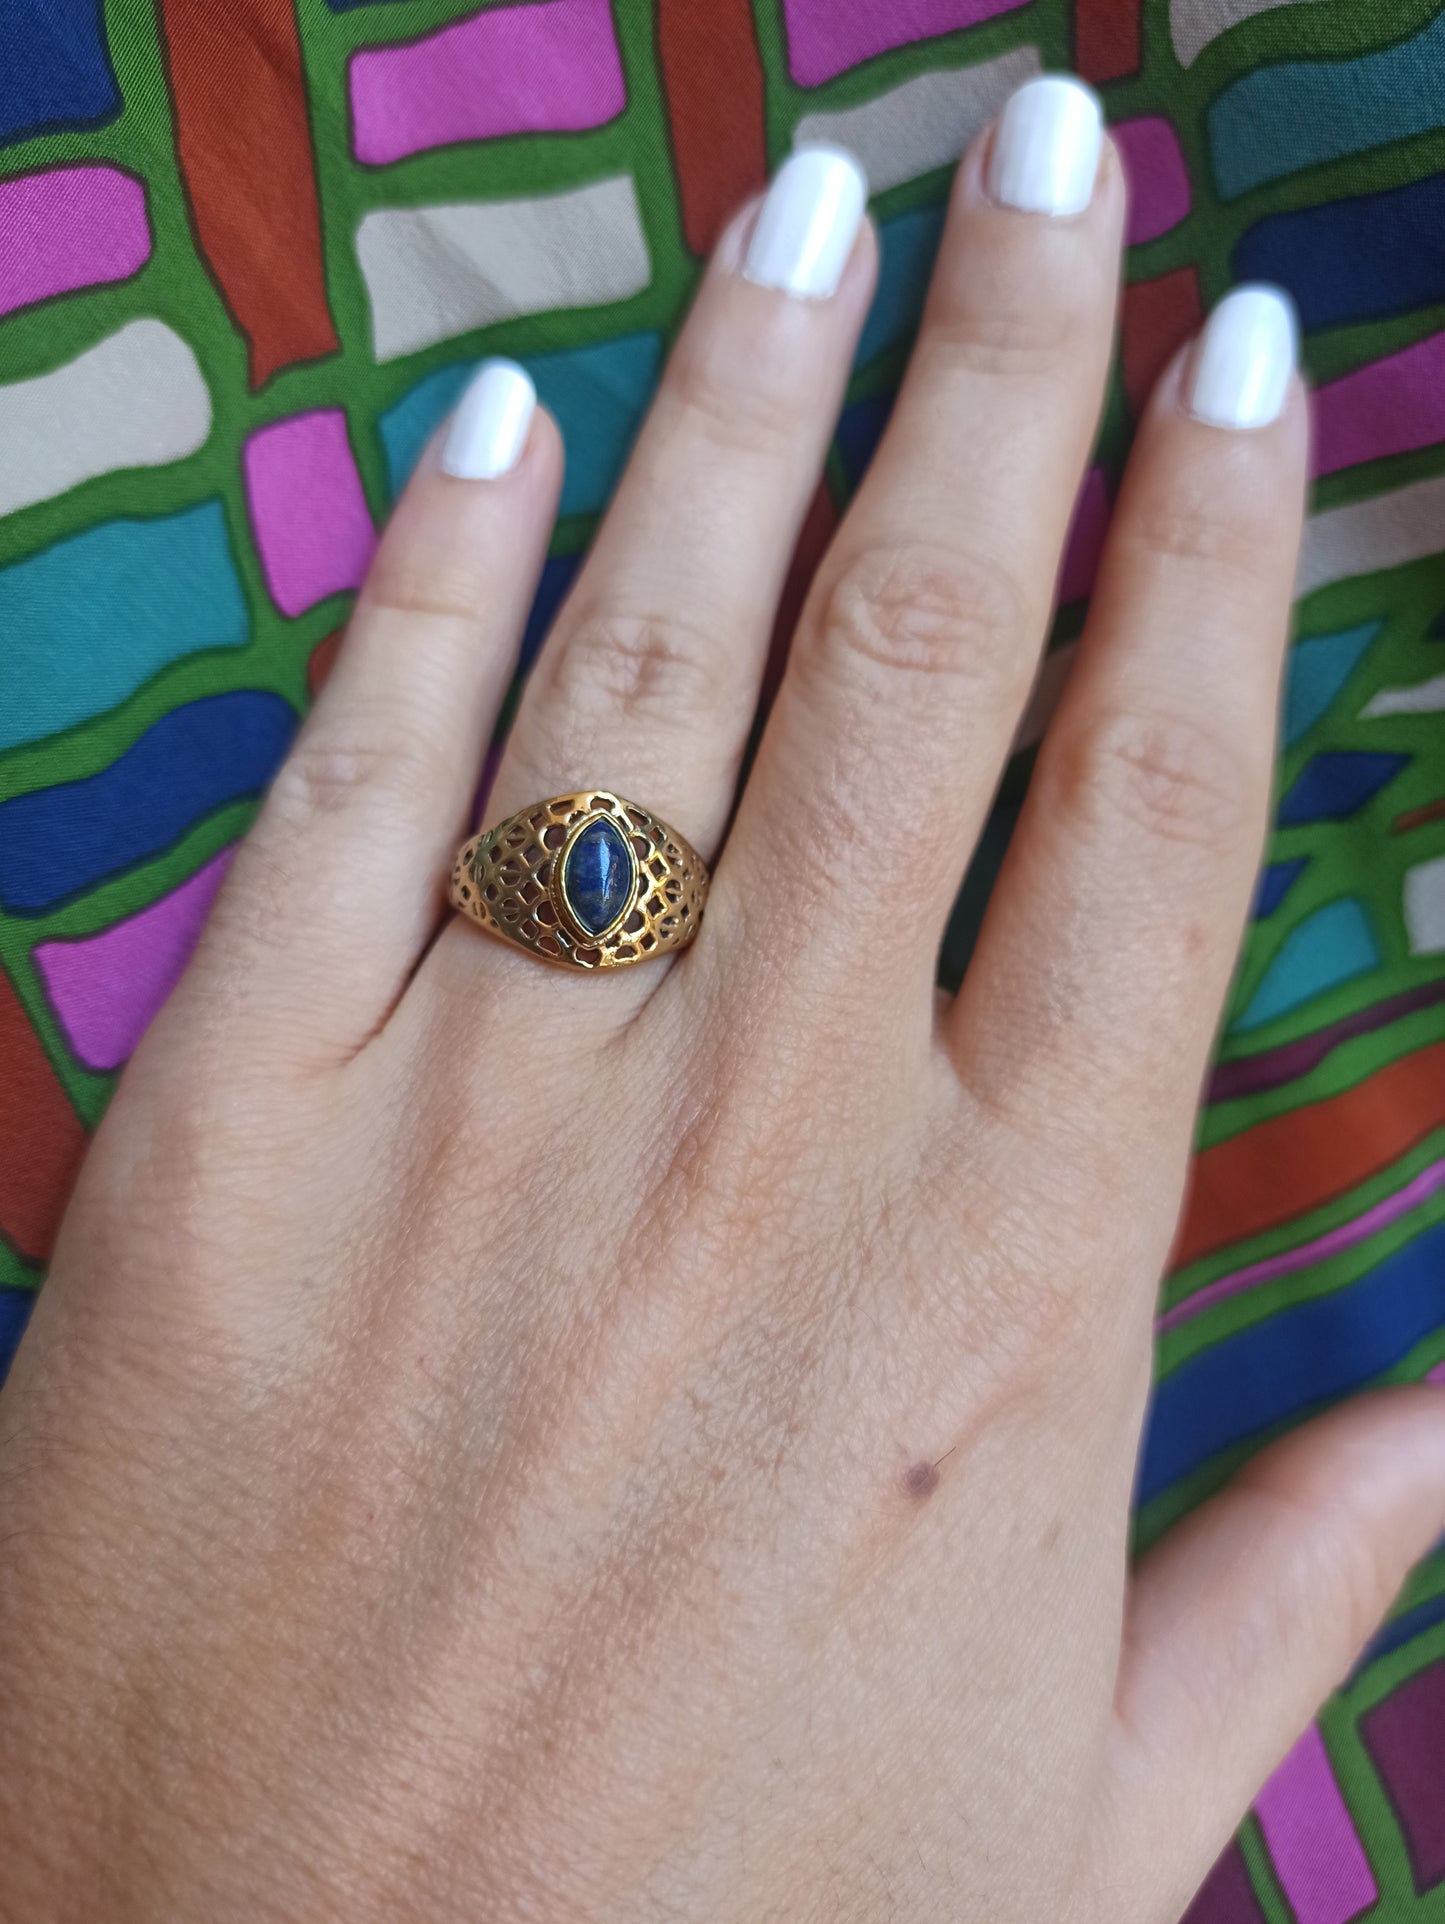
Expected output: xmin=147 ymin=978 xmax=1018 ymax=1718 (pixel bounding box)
xmin=424 ymin=148 xmax=875 ymax=1002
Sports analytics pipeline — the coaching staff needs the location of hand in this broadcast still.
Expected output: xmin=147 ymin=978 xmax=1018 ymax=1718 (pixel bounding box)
xmin=3 ymin=78 xmax=1442 ymax=1924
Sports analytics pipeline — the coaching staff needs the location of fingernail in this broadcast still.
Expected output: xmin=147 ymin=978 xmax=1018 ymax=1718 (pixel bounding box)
xmin=743 ymin=145 xmax=868 ymax=300
xmin=441 ymin=358 xmax=536 ymax=480
xmin=1187 ymin=285 xmax=1297 ymax=430
xmin=986 ymin=74 xmax=1102 ymax=217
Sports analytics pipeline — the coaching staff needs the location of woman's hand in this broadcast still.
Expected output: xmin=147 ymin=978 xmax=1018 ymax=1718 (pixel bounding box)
xmin=3 ymin=77 xmax=1442 ymax=1924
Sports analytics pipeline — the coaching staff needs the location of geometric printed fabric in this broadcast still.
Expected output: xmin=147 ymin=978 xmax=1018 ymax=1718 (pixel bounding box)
xmin=1 ymin=2 xmax=1443 ymax=1916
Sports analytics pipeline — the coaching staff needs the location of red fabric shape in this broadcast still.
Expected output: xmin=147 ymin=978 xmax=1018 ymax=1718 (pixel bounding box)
xmin=658 ymin=0 xmax=769 ymax=256
xmin=0 ymin=970 xmax=87 ymax=1267
xmin=1075 ymin=0 xmax=1141 ymax=82
xmin=1122 ymin=266 xmax=1202 ymax=418
xmin=158 ymin=0 xmax=339 ymax=388
xmin=1176 ymin=1039 xmax=1445 ymax=1270
xmin=307 ymin=630 xmax=345 ymax=698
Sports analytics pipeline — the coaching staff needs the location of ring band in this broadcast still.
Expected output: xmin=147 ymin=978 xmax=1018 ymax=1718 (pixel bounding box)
xmin=449 ymin=791 xmax=709 ymax=970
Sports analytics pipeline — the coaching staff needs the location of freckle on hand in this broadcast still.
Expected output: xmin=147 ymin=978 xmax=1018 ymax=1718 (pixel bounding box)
xmin=901 ymin=1459 xmax=940 ymax=1500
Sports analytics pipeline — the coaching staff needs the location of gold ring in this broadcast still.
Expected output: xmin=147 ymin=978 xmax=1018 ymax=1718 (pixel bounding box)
xmin=449 ymin=791 xmax=709 ymax=970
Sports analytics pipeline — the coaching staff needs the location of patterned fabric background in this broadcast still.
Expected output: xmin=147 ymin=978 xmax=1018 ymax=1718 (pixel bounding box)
xmin=2 ymin=0 xmax=1444 ymax=1914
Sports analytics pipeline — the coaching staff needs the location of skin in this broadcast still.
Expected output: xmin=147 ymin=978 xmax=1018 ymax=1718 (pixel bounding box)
xmin=1 ymin=121 xmax=1442 ymax=1924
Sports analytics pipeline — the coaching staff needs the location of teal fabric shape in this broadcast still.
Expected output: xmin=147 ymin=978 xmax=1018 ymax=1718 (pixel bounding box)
xmin=380 ymin=332 xmax=662 ymax=517
xmin=1283 ymin=620 xmax=1381 ymax=746
xmin=1234 ymin=897 xmax=1381 ymax=1032
xmin=857 ymin=204 xmax=945 ymax=368
xmin=0 ymin=502 xmax=247 ymax=754
xmin=1209 ymin=10 xmax=1445 ymax=200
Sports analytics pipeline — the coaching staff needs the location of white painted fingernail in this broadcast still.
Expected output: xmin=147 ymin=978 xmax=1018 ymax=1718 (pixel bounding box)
xmin=987 ymin=74 xmax=1102 ymax=216
xmin=441 ymin=359 xmax=536 ymax=479
xmin=1188 ymin=285 xmax=1297 ymax=430
xmin=743 ymin=145 xmax=868 ymax=300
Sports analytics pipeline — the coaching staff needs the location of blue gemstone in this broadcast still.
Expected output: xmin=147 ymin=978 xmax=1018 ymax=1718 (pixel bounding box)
xmin=563 ymin=818 xmax=632 ymax=935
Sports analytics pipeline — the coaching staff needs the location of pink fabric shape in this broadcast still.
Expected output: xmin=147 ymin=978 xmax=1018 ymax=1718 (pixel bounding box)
xmin=350 ymin=0 xmax=626 ymax=166
xmin=35 ymin=849 xmax=235 ymax=1072
xmin=1059 ymin=467 xmax=1112 ymax=604
xmin=244 ymin=410 xmax=376 ymax=618
xmin=1313 ymin=329 xmax=1445 ymax=477
xmin=1114 ymin=117 xmax=1191 ymax=245
xmin=780 ymin=0 xmax=1029 ymax=87
xmin=0 ymin=166 xmax=151 ymax=320
xmin=1254 ymin=1726 xmax=1377 ymax=1924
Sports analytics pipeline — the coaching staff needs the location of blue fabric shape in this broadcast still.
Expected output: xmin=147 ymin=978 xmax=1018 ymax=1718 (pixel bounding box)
xmin=857 ymin=205 xmax=946 ymax=368
xmin=1283 ymin=621 xmax=1381 ymax=746
xmin=0 ymin=505 xmax=249 ymax=755
xmin=1234 ymin=897 xmax=1379 ymax=1031
xmin=0 ymin=1290 xmax=34 ymax=1388
xmin=0 ymin=0 xmax=118 ymax=142
xmin=1252 ymin=857 xmax=1308 ymax=920
xmin=0 ymin=692 xmax=296 ymax=914
xmin=380 ymin=334 xmax=663 ymax=518
xmin=1351 ymin=1587 xmax=1445 ymax=1682
xmin=1209 ymin=11 xmax=1445 ymax=200
xmin=1234 ymin=173 xmax=1445 ymax=331
xmin=520 ymin=553 xmax=581 ymax=671
xmin=1278 ymin=750 xmax=1409 ymax=825
xmin=835 ymin=391 xmax=897 ymax=489
xmin=1139 ymin=1215 xmax=1445 ymax=1504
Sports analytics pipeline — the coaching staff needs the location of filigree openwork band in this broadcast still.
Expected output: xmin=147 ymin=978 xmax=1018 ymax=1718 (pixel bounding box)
xmin=449 ymin=791 xmax=709 ymax=970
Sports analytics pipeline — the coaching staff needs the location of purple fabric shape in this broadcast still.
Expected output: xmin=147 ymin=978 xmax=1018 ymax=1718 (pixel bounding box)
xmin=350 ymin=0 xmax=626 ymax=165
xmin=1314 ymin=328 xmax=1445 ymax=477
xmin=1254 ymin=1725 xmax=1377 ymax=1924
xmin=243 ymin=410 xmax=376 ymax=618
xmin=1360 ymin=1662 xmax=1445 ymax=1892
xmin=35 ymin=848 xmax=235 ymax=1072
xmin=1180 ymin=1842 xmax=1267 ymax=1924
xmin=1059 ymin=466 xmax=1111 ymax=604
xmin=0 ymin=165 xmax=150 ymax=321
xmin=1114 ymin=116 xmax=1191 ymax=245
xmin=780 ymin=0 xmax=1029 ymax=88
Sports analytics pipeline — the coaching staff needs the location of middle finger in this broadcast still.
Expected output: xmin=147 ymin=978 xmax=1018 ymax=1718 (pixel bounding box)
xmin=720 ymin=78 xmax=1122 ymax=1004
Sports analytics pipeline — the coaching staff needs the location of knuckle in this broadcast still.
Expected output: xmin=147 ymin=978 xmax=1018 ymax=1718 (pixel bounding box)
xmin=1230 ymin=1458 xmax=1388 ymax=1664
xmin=541 ymin=606 xmax=728 ymax=727
xmin=1051 ymin=705 xmax=1255 ymax=854
xmin=1242 ymin=1424 xmax=1408 ymax=1599
xmin=667 ymin=345 xmax=802 ymax=459
xmin=265 ymin=716 xmax=436 ymax=829
xmin=1125 ymin=488 xmax=1278 ymax=589
xmin=924 ymin=296 xmax=1079 ymax=382
xmin=812 ymin=544 xmax=1032 ymax=691
xmin=359 ymin=557 xmax=491 ymax=631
